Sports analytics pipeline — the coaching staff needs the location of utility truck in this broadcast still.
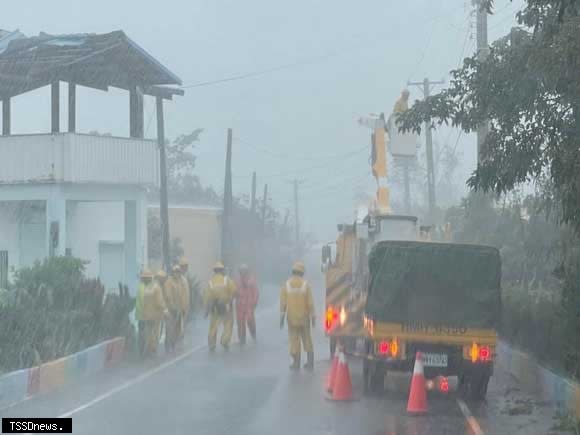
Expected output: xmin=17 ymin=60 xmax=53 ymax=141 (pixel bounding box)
xmin=362 ymin=241 xmax=501 ymax=399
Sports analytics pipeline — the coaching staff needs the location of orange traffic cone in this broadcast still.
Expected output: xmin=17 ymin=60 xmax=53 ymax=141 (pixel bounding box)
xmin=407 ymin=352 xmax=428 ymax=414
xmin=329 ymin=351 xmax=353 ymax=401
xmin=326 ymin=347 xmax=339 ymax=392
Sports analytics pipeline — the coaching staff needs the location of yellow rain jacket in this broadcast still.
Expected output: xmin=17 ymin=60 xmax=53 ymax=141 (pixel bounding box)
xmin=204 ymin=274 xmax=237 ymax=311
xmin=280 ymin=276 xmax=315 ymax=327
xmin=179 ymin=274 xmax=190 ymax=315
xmin=163 ymin=275 xmax=182 ymax=312
xmin=393 ymin=97 xmax=409 ymax=114
xmin=135 ymin=282 xmax=148 ymax=321
xmin=142 ymin=281 xmax=167 ymax=321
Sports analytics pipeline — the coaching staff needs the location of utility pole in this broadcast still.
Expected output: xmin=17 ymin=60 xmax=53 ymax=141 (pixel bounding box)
xmin=261 ymin=184 xmax=268 ymax=234
xmin=473 ymin=0 xmax=490 ymax=162
xmin=221 ymin=128 xmax=233 ymax=268
xmin=408 ymin=78 xmax=444 ymax=221
xmin=290 ymin=179 xmax=305 ymax=257
xmin=250 ymin=171 xmax=257 ymax=215
xmin=293 ymin=179 xmax=300 ymax=244
xmin=156 ymin=96 xmax=171 ymax=273
xmin=403 ymin=159 xmax=411 ymax=214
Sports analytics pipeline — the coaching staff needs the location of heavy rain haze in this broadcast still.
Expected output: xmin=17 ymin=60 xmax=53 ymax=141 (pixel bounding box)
xmin=2 ymin=0 xmax=522 ymax=241
xmin=4 ymin=1 xmax=580 ymax=434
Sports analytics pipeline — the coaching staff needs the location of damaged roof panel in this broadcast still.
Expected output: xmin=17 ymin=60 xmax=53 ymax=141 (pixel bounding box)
xmin=0 ymin=30 xmax=182 ymax=99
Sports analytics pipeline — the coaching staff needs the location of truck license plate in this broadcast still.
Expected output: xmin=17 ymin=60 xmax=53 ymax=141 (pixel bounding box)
xmin=422 ymin=353 xmax=448 ymax=367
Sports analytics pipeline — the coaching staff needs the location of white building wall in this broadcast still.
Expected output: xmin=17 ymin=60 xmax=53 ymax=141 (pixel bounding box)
xmin=0 ymin=205 xmax=21 ymax=278
xmin=67 ymin=201 xmax=124 ymax=278
xmin=0 ymin=134 xmax=159 ymax=186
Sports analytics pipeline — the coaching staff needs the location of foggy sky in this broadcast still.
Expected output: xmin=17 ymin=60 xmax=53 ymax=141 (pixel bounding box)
xmin=2 ymin=0 xmax=522 ymax=241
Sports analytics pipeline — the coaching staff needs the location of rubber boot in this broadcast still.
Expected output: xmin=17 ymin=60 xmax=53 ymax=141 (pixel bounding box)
xmin=304 ymin=352 xmax=314 ymax=370
xmin=290 ymin=353 xmax=300 ymax=370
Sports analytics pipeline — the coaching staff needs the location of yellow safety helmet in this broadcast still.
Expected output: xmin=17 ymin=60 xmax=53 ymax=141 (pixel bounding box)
xmin=213 ymin=261 xmax=225 ymax=271
xmin=292 ymin=261 xmax=305 ymax=274
xmin=179 ymin=257 xmax=189 ymax=266
xmin=155 ymin=270 xmax=167 ymax=279
xmin=140 ymin=268 xmax=153 ymax=279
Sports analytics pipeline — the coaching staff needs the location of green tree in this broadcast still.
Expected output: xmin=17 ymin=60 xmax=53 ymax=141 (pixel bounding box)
xmin=398 ymin=1 xmax=580 ymax=231
xmin=148 ymin=129 xmax=220 ymax=206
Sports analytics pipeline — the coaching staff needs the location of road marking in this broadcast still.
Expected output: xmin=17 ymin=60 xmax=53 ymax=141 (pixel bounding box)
xmin=58 ymin=344 xmax=205 ymax=418
xmin=57 ymin=305 xmax=278 ymax=418
xmin=457 ymin=399 xmax=485 ymax=435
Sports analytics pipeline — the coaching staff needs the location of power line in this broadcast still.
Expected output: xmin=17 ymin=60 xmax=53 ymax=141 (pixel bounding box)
xmin=451 ymin=130 xmax=464 ymax=155
xmin=235 ymin=136 xmax=369 ymax=162
xmin=180 ymin=43 xmax=365 ymax=89
xmin=232 ymin=147 xmax=370 ymax=180
xmin=457 ymin=17 xmax=474 ymax=67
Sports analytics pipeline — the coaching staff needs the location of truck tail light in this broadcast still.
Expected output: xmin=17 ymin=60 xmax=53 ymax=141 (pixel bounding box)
xmin=439 ymin=377 xmax=449 ymax=393
xmin=377 ymin=339 xmax=399 ymax=357
xmin=469 ymin=343 xmax=492 ymax=362
xmin=339 ymin=306 xmax=347 ymax=326
xmin=390 ymin=338 xmax=398 ymax=357
xmin=325 ymin=306 xmax=338 ymax=332
xmin=470 ymin=343 xmax=479 ymax=363
xmin=378 ymin=341 xmax=389 ymax=355
xmin=479 ymin=345 xmax=491 ymax=361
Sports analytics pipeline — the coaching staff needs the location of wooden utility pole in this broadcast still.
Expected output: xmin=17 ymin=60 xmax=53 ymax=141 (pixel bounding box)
xmin=261 ymin=184 xmax=268 ymax=233
xmin=293 ymin=179 xmax=302 ymax=244
xmin=2 ymin=98 xmax=11 ymax=136
xmin=68 ymin=83 xmax=76 ymax=133
xmin=156 ymin=96 xmax=171 ymax=272
xmin=221 ymin=128 xmax=233 ymax=268
xmin=474 ymin=0 xmax=490 ymax=162
xmin=289 ymin=179 xmax=305 ymax=257
xmin=250 ymin=171 xmax=257 ymax=215
xmin=51 ymin=81 xmax=60 ymax=133
xmin=408 ymin=78 xmax=444 ymax=221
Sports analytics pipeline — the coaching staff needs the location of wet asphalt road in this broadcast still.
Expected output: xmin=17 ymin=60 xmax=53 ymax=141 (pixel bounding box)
xmin=0 ymin=276 xmax=569 ymax=434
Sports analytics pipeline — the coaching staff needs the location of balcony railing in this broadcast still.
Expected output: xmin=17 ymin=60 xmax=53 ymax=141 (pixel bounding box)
xmin=0 ymin=133 xmax=159 ymax=186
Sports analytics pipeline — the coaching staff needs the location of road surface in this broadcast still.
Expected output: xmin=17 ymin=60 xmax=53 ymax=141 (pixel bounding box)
xmin=0 ymin=272 xmax=571 ymax=434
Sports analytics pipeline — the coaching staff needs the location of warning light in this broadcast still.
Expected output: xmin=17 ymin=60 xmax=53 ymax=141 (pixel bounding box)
xmin=470 ymin=343 xmax=479 ymax=363
xmin=339 ymin=306 xmax=347 ymax=326
xmin=325 ymin=307 xmax=335 ymax=332
xmin=439 ymin=377 xmax=449 ymax=393
xmin=390 ymin=338 xmax=399 ymax=357
xmin=468 ymin=343 xmax=492 ymax=362
xmin=479 ymin=345 xmax=491 ymax=361
xmin=378 ymin=341 xmax=390 ymax=355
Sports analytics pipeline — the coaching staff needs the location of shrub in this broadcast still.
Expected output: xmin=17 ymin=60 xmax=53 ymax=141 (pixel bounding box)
xmin=0 ymin=257 xmax=134 ymax=373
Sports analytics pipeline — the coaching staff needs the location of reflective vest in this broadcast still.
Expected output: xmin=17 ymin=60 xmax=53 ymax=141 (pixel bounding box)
xmin=281 ymin=277 xmax=314 ymax=326
xmin=206 ymin=276 xmax=235 ymax=315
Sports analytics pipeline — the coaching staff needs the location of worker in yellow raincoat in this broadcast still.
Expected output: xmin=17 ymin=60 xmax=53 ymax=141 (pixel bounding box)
xmin=387 ymin=88 xmax=411 ymax=137
xmin=142 ymin=270 xmax=169 ymax=356
xmin=163 ymin=265 xmax=182 ymax=353
xmin=393 ymin=88 xmax=410 ymax=114
xmin=136 ymin=269 xmax=154 ymax=357
xmin=280 ymin=262 xmax=316 ymax=370
xmin=204 ymin=261 xmax=237 ymax=351
xmin=177 ymin=258 xmax=191 ymax=342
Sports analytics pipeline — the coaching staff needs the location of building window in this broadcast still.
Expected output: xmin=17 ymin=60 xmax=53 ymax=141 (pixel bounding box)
xmin=0 ymin=251 xmax=8 ymax=289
